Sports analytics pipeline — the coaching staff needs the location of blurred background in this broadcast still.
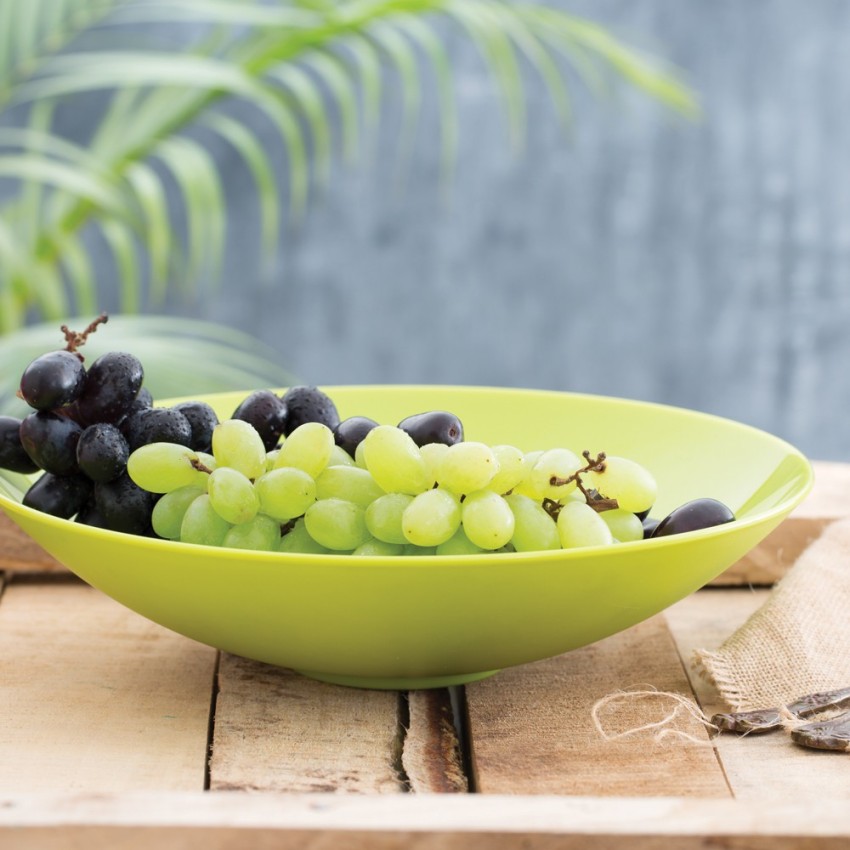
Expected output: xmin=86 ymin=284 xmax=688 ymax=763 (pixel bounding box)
xmin=1 ymin=0 xmax=848 ymax=461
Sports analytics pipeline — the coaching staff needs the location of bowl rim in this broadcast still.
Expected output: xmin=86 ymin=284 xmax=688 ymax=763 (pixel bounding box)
xmin=0 ymin=384 xmax=815 ymax=567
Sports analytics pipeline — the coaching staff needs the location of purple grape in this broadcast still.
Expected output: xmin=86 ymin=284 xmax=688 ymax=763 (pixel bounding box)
xmin=281 ymin=386 xmax=339 ymax=434
xmin=650 ymin=498 xmax=735 ymax=538
xmin=0 ymin=416 xmax=40 ymax=474
xmin=94 ymin=473 xmax=155 ymax=535
xmin=125 ymin=407 xmax=193 ymax=451
xmin=23 ymin=472 xmax=93 ymax=519
xmin=231 ymin=391 xmax=284 ymax=451
xmin=19 ymin=411 xmax=83 ymax=476
xmin=333 ymin=416 xmax=379 ymax=458
xmin=398 ymin=411 xmax=464 ymax=447
xmin=74 ymin=352 xmax=144 ymax=426
xmin=173 ymin=400 xmax=220 ymax=452
xmin=19 ymin=350 xmax=86 ymax=411
xmin=76 ymin=423 xmax=130 ymax=483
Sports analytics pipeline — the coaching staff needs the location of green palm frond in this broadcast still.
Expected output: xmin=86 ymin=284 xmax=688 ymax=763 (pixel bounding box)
xmin=0 ymin=0 xmax=697 ymax=332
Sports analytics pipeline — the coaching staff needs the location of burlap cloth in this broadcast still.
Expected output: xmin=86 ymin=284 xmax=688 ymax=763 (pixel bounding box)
xmin=694 ymin=518 xmax=850 ymax=712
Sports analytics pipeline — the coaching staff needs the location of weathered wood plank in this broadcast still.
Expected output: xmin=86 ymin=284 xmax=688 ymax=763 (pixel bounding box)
xmin=665 ymin=589 xmax=850 ymax=802
xmin=403 ymin=690 xmax=467 ymax=793
xmin=0 ymin=580 xmax=216 ymax=793
xmin=465 ymin=615 xmax=729 ymax=797
xmin=0 ymin=511 xmax=63 ymax=573
xmin=711 ymin=460 xmax=850 ymax=585
xmin=208 ymin=653 xmax=405 ymax=793
xmin=2 ymin=792 xmax=850 ymax=849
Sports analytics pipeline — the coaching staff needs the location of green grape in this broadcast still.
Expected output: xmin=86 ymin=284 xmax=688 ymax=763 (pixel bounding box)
xmin=352 ymin=538 xmax=405 ymax=556
xmin=180 ymin=494 xmax=232 ymax=546
xmin=354 ymin=440 xmax=368 ymax=469
xmin=254 ymin=467 xmax=316 ymax=522
xmin=328 ymin=444 xmax=356 ymax=467
xmin=274 ymin=422 xmax=335 ymax=478
xmin=207 ymin=467 xmax=259 ymax=525
xmin=365 ymin=493 xmax=414 ymax=544
xmin=435 ymin=441 xmax=498 ymax=495
xmin=127 ymin=442 xmax=200 ymax=493
xmin=315 ymin=465 xmax=384 ymax=508
xmin=487 ymin=445 xmax=528 ymax=495
xmin=461 ymin=490 xmax=515 ymax=550
xmin=589 ymin=456 xmax=657 ymax=513
xmin=194 ymin=451 xmax=216 ymax=489
xmin=265 ymin=449 xmax=279 ymax=471
xmin=304 ymin=498 xmax=369 ymax=550
xmin=223 ymin=514 xmax=281 ymax=551
xmin=557 ymin=501 xmax=613 ymax=549
xmin=361 ymin=425 xmax=432 ymax=495
xmin=435 ymin=528 xmax=486 ymax=556
xmin=212 ymin=419 xmax=266 ymax=480
xmin=279 ymin=519 xmax=332 ymax=554
xmin=403 ymin=544 xmax=437 ymax=556
xmin=420 ymin=442 xmax=448 ymax=480
xmin=402 ymin=488 xmax=461 ymax=547
xmin=599 ymin=507 xmax=644 ymax=543
xmin=511 ymin=450 xmax=544 ymax=497
xmin=151 ymin=485 xmax=205 ymax=539
xmin=504 ymin=493 xmax=560 ymax=552
xmin=528 ymin=448 xmax=581 ymax=500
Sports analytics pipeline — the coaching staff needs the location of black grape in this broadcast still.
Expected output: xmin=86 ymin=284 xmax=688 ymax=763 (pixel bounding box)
xmin=281 ymin=386 xmax=339 ymax=434
xmin=19 ymin=350 xmax=87 ymax=411
xmin=230 ymin=391 xmax=285 ymax=451
xmin=94 ymin=473 xmax=155 ymax=535
xmin=173 ymin=400 xmax=220 ymax=452
xmin=333 ymin=416 xmax=379 ymax=458
xmin=23 ymin=472 xmax=93 ymax=519
xmin=0 ymin=416 xmax=40 ymax=473
xmin=125 ymin=407 xmax=193 ymax=451
xmin=76 ymin=423 xmax=130 ymax=483
xmin=19 ymin=411 xmax=83 ymax=476
xmin=74 ymin=351 xmax=144 ymax=426
xmin=650 ymin=498 xmax=735 ymax=538
xmin=641 ymin=516 xmax=660 ymax=539
xmin=398 ymin=411 xmax=464 ymax=447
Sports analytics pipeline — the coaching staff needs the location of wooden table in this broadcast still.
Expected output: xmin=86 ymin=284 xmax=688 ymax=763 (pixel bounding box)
xmin=1 ymin=462 xmax=849 ymax=848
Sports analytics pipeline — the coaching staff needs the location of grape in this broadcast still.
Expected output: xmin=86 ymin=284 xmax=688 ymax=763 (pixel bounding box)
xmin=403 ymin=544 xmax=437 ymax=556
xmin=528 ymin=448 xmax=581 ymax=500
xmin=222 ymin=514 xmax=281 ymax=551
xmin=435 ymin=441 xmax=498 ymax=495
xmin=642 ymin=516 xmax=660 ymax=538
xmin=397 ymin=410 xmax=463 ymax=447
xmin=231 ymin=391 xmax=287 ymax=451
xmin=589 ymin=456 xmax=657 ymax=514
xmin=435 ymin=529 xmax=486 ymax=556
xmin=126 ymin=407 xmax=194 ymax=452
xmin=94 ymin=473 xmax=155 ymax=535
xmin=420 ymin=442 xmax=449 ymax=481
xmin=557 ymin=501 xmax=613 ymax=549
xmin=207 ymin=467 xmax=260 ymax=524
xmin=304 ymin=498 xmax=369 ymax=550
xmin=19 ymin=350 xmax=86 ymax=411
xmin=273 ymin=422 xmax=334 ymax=478
xmin=212 ymin=419 xmax=266 ymax=480
xmin=254 ymin=467 xmax=316 ymax=522
xmin=19 ymin=411 xmax=83 ymax=476
xmin=127 ymin=442 xmax=201 ymax=493
xmin=352 ymin=538 xmax=405 ymax=556
xmin=76 ymin=423 xmax=129 ymax=483
xmin=180 ymin=493 xmax=231 ymax=546
xmin=504 ymin=493 xmax=560 ymax=552
xmin=281 ymin=386 xmax=340 ymax=434
xmin=23 ymin=472 xmax=93 ymax=519
xmin=129 ymin=387 xmax=153 ymax=414
xmin=315 ymin=465 xmax=384 ymax=508
xmin=151 ymin=485 xmax=205 ymax=539
xmin=75 ymin=500 xmax=108 ymax=528
xmin=74 ymin=352 xmax=144 ymax=426
xmin=651 ymin=498 xmax=735 ymax=538
xmin=279 ymin=519 xmax=332 ymax=554
xmin=487 ymin=445 xmax=528 ymax=495
xmin=0 ymin=416 xmax=39 ymax=473
xmin=172 ymin=401 xmax=220 ymax=453
xmin=328 ymin=444 xmax=356 ymax=467
xmin=599 ymin=508 xmax=644 ymax=543
xmin=361 ymin=425 xmax=432 ymax=495
xmin=333 ymin=416 xmax=379 ymax=458
xmin=365 ymin=493 xmax=414 ymax=544
xmin=402 ymin=488 xmax=461 ymax=547
xmin=461 ymin=490 xmax=515 ymax=550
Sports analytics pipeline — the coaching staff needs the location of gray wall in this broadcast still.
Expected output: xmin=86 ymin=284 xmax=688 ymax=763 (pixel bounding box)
xmin=166 ymin=2 xmax=850 ymax=462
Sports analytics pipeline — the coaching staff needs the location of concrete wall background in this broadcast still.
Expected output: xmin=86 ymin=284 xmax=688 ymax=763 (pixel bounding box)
xmin=78 ymin=3 xmax=850 ymax=460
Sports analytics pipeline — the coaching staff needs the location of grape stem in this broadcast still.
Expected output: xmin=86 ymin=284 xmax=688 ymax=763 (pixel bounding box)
xmin=544 ymin=450 xmax=619 ymax=518
xmin=61 ymin=313 xmax=109 ymax=361
xmin=190 ymin=457 xmax=214 ymax=475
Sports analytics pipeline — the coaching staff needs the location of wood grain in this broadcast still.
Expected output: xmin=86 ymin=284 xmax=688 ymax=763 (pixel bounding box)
xmin=0 ymin=511 xmax=63 ymax=573
xmin=208 ymin=653 xmax=405 ymax=793
xmin=665 ymin=590 xmax=850 ymax=802
xmin=465 ymin=615 xmax=730 ymax=797
xmin=403 ymin=689 xmax=467 ymax=793
xmin=0 ymin=580 xmax=216 ymax=793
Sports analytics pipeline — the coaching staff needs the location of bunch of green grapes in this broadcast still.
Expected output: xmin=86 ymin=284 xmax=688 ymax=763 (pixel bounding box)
xmin=125 ymin=408 xmax=702 ymax=556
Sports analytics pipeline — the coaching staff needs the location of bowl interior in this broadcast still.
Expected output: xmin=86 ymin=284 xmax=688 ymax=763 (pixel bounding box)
xmin=0 ymin=386 xmax=813 ymax=689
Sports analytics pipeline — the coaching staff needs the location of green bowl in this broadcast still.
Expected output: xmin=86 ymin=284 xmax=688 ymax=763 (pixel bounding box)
xmin=0 ymin=386 xmax=813 ymax=690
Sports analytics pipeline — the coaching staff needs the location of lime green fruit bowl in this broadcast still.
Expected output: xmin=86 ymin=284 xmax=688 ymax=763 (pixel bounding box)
xmin=0 ymin=386 xmax=813 ymax=690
